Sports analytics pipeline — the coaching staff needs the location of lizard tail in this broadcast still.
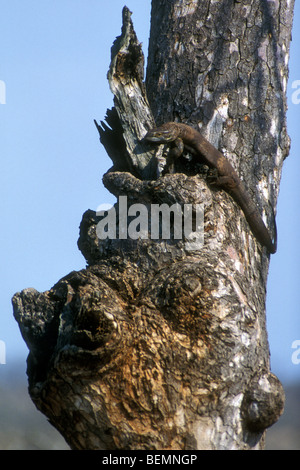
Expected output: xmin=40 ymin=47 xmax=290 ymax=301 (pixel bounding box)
xmin=269 ymin=206 xmax=277 ymax=254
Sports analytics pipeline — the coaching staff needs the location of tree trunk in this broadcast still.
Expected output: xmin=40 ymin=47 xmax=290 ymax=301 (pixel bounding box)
xmin=12 ymin=0 xmax=294 ymax=450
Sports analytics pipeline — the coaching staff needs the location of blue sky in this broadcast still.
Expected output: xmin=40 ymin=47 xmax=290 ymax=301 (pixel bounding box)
xmin=0 ymin=1 xmax=299 ymax=386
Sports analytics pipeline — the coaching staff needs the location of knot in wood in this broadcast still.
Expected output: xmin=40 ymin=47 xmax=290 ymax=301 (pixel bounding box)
xmin=241 ymin=372 xmax=285 ymax=432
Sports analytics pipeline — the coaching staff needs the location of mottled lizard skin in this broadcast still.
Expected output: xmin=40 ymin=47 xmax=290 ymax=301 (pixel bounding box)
xmin=144 ymin=122 xmax=277 ymax=254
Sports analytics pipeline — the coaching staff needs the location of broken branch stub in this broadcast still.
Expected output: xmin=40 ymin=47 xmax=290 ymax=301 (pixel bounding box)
xmin=95 ymin=6 xmax=164 ymax=180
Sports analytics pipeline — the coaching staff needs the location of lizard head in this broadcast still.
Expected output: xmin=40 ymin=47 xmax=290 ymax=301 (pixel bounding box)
xmin=143 ymin=122 xmax=180 ymax=143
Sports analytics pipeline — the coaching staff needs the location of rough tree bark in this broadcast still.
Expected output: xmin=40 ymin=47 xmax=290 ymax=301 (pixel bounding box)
xmin=12 ymin=0 xmax=294 ymax=450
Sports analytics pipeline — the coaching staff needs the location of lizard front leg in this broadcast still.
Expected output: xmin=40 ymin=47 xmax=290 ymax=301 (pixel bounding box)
xmin=165 ymin=137 xmax=185 ymax=174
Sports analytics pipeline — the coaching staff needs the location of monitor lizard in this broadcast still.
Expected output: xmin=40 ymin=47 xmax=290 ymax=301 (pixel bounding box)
xmin=143 ymin=121 xmax=277 ymax=254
